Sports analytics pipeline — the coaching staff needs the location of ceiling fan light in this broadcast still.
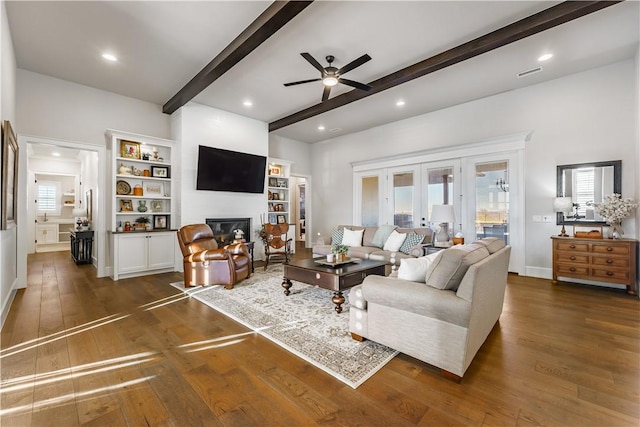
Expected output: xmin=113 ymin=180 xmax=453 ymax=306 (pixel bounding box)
xmin=322 ymin=76 xmax=338 ymax=87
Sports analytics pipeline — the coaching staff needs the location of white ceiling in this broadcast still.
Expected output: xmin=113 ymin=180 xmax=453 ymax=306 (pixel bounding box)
xmin=6 ymin=1 xmax=639 ymax=145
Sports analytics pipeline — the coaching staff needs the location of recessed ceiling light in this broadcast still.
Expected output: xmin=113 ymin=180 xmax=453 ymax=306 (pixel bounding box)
xmin=396 ymin=100 xmax=406 ymax=107
xmin=317 ymin=126 xmax=325 ymax=131
xmin=102 ymin=53 xmax=118 ymax=62
xmin=51 ymin=152 xmax=61 ymax=157
xmin=243 ymin=100 xmax=253 ymax=107
xmin=538 ymin=53 xmax=553 ymax=62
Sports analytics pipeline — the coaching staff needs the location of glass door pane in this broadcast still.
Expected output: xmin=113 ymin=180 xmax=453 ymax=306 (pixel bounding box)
xmin=361 ymin=175 xmax=380 ymax=226
xmin=475 ymin=161 xmax=509 ymax=244
xmin=391 ymin=170 xmax=417 ymax=228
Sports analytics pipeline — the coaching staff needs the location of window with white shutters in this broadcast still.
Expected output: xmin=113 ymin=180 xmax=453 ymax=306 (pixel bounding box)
xmin=37 ymin=181 xmax=61 ymax=215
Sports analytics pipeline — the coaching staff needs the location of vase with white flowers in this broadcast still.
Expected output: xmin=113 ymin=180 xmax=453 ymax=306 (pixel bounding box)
xmin=590 ymin=194 xmax=638 ymax=239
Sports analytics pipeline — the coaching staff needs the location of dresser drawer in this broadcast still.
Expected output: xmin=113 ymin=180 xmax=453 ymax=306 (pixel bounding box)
xmin=556 ymin=242 xmax=589 ymax=252
xmin=556 ymin=253 xmax=589 ymax=264
xmin=556 ymin=264 xmax=590 ymax=276
xmin=591 ymin=256 xmax=629 ymax=268
xmin=592 ymin=244 xmax=630 ymax=256
xmin=591 ymin=267 xmax=630 ymax=282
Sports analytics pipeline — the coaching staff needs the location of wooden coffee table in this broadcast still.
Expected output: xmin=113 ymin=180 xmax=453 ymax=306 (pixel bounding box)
xmin=282 ymin=257 xmax=386 ymax=313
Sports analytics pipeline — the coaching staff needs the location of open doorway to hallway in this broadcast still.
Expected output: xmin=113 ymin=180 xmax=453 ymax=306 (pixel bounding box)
xmin=290 ymin=174 xmax=311 ymax=249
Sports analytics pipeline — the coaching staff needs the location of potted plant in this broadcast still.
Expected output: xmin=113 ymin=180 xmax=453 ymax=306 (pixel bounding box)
xmin=331 ymin=244 xmax=349 ymax=262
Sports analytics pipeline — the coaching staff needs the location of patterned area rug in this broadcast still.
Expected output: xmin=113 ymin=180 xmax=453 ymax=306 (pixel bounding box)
xmin=170 ymin=265 xmax=397 ymax=388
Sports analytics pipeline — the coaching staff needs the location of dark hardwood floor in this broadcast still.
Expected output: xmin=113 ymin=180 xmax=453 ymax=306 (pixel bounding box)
xmin=1 ymin=246 xmax=638 ymax=426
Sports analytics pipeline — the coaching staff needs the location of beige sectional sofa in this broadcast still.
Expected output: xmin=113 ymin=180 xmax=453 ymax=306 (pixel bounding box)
xmin=348 ymin=238 xmax=511 ymax=381
xmin=312 ymin=225 xmax=434 ymax=265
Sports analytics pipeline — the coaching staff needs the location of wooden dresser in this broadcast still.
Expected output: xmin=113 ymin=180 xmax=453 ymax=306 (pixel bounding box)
xmin=551 ymin=236 xmax=638 ymax=295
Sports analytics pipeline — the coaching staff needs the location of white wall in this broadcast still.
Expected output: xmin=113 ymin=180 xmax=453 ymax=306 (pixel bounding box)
xmin=311 ymin=59 xmax=638 ymax=277
xmin=269 ymin=134 xmax=312 ymax=175
xmin=1 ymin=0 xmax=17 ymax=327
xmin=17 ymin=70 xmax=171 ymax=144
xmin=172 ymin=103 xmax=269 ymax=259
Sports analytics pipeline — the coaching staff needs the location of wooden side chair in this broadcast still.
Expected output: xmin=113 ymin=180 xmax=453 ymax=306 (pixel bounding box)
xmin=263 ymin=223 xmax=292 ymax=270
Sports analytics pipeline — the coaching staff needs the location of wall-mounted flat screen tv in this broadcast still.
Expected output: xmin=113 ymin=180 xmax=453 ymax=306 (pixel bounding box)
xmin=196 ymin=145 xmax=266 ymax=194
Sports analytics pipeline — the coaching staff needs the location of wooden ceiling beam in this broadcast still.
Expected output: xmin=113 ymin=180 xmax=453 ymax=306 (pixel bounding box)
xmin=163 ymin=1 xmax=314 ymax=115
xmin=269 ymin=0 xmax=621 ymax=132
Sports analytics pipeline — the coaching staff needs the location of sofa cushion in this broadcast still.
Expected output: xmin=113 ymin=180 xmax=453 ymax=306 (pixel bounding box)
xmin=383 ymin=230 xmax=406 ymax=252
xmin=372 ymin=224 xmax=396 ymax=248
xmin=397 ymin=251 xmax=441 ymax=282
xmin=399 ymin=233 xmax=426 ymax=255
xmin=331 ymin=228 xmax=345 ymax=245
xmin=472 ymin=237 xmax=505 ymax=254
xmin=362 ymin=227 xmax=378 ymax=247
xmin=424 ymin=244 xmax=490 ymax=291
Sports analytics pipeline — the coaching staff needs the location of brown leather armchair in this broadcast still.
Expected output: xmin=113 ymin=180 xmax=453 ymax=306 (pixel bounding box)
xmin=177 ymin=224 xmax=251 ymax=289
xmin=263 ymin=223 xmax=292 ymax=271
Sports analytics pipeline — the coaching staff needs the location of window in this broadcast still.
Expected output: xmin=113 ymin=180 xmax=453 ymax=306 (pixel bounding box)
xmin=37 ymin=181 xmax=61 ymax=215
xmin=573 ymin=168 xmax=594 ymax=217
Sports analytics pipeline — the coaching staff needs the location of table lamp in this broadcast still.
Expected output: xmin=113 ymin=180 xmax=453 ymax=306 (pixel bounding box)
xmin=553 ymin=197 xmax=574 ymax=237
xmin=72 ymin=208 xmax=87 ymax=230
xmin=430 ymin=204 xmax=456 ymax=247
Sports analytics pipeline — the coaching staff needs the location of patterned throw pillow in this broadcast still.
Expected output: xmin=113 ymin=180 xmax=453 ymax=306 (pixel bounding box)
xmin=400 ymin=233 xmax=425 ymax=255
xmin=331 ymin=228 xmax=345 ymax=245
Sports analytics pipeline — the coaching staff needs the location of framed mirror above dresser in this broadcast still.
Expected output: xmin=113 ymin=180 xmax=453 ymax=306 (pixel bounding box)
xmin=556 ymin=160 xmax=621 ymax=226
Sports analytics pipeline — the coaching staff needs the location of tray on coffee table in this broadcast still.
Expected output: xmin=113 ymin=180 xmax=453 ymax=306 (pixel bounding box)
xmin=314 ymin=256 xmax=359 ymax=267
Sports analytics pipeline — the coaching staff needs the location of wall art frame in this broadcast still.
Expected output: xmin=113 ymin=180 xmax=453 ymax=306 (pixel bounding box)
xmin=2 ymin=120 xmax=18 ymax=230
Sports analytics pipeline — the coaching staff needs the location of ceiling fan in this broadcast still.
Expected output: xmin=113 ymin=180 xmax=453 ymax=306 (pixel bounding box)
xmin=284 ymin=52 xmax=372 ymax=102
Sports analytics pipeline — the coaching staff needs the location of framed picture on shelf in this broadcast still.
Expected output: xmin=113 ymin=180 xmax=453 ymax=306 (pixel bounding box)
xmin=269 ymin=165 xmax=281 ymax=176
xmin=143 ymin=181 xmax=164 ymax=196
xmin=120 ymin=199 xmax=133 ymax=212
xmin=1 ymin=120 xmax=18 ymax=230
xmin=120 ymin=140 xmax=141 ymax=159
xmin=277 ymin=179 xmax=287 ymax=188
xmin=271 ymin=193 xmax=279 ymax=201
xmin=154 ymin=215 xmax=168 ymax=229
xmin=151 ymin=200 xmax=163 ymax=212
xmin=277 ymin=214 xmax=286 ymax=224
xmin=151 ymin=165 xmax=169 ymax=178
xmin=268 ymin=178 xmax=277 ymax=187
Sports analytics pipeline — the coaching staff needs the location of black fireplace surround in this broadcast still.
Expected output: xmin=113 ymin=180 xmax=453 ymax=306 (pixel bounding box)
xmin=206 ymin=218 xmax=251 ymax=247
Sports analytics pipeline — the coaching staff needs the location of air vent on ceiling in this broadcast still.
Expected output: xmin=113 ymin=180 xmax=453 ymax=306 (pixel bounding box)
xmin=517 ymin=66 xmax=543 ymax=78
xmin=329 ymin=128 xmax=342 ymax=133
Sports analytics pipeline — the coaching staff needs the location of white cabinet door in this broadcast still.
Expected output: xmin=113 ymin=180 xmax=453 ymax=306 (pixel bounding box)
xmin=117 ymin=234 xmax=149 ymax=274
xmin=148 ymin=232 xmax=175 ymax=270
xmin=37 ymin=224 xmax=59 ymax=244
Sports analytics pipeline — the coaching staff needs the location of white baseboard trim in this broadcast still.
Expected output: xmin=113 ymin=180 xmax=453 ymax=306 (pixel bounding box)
xmin=1 ymin=279 xmax=19 ymax=330
xmin=524 ymin=266 xmax=552 ymax=279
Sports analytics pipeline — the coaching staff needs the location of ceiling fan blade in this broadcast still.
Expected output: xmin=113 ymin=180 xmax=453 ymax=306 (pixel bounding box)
xmin=338 ymin=78 xmax=372 ymax=91
xmin=301 ymin=52 xmax=325 ymax=73
xmin=321 ymin=85 xmax=331 ymax=102
xmin=337 ymin=54 xmax=371 ymax=75
xmin=283 ymin=78 xmax=322 ymax=87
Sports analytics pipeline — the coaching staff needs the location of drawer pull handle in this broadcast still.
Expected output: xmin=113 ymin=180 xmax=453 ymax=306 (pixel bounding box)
xmin=315 ymin=273 xmax=321 ymax=280
xmin=606 ymin=271 xmax=614 ymax=276
xmin=569 ymin=267 xmax=576 ymax=272
xmin=607 ymin=247 xmax=613 ymax=252
xmin=570 ymin=256 xmax=576 ymax=260
xmin=569 ymin=245 xmax=576 ymax=249
xmin=606 ymin=259 xmax=613 ymax=264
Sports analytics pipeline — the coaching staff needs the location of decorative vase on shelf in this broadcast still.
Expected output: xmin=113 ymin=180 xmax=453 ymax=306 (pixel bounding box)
xmin=137 ymin=200 xmax=148 ymax=212
xmin=609 ymin=221 xmax=623 ymax=239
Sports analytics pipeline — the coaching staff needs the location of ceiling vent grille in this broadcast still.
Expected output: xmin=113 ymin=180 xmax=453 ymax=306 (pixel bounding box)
xmin=517 ymin=66 xmax=543 ymax=78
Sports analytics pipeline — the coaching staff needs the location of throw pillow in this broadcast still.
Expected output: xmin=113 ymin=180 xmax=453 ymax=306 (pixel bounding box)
xmin=383 ymin=230 xmax=407 ymax=252
xmin=397 ymin=251 xmax=441 ymax=282
xmin=399 ymin=233 xmax=426 ymax=255
xmin=331 ymin=228 xmax=344 ymax=245
xmin=424 ymin=244 xmax=490 ymax=291
xmin=342 ymin=228 xmax=364 ymax=247
xmin=372 ymin=224 xmax=397 ymax=248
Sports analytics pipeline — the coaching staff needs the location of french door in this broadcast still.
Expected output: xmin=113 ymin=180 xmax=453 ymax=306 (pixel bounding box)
xmin=463 ymin=152 xmax=522 ymax=273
